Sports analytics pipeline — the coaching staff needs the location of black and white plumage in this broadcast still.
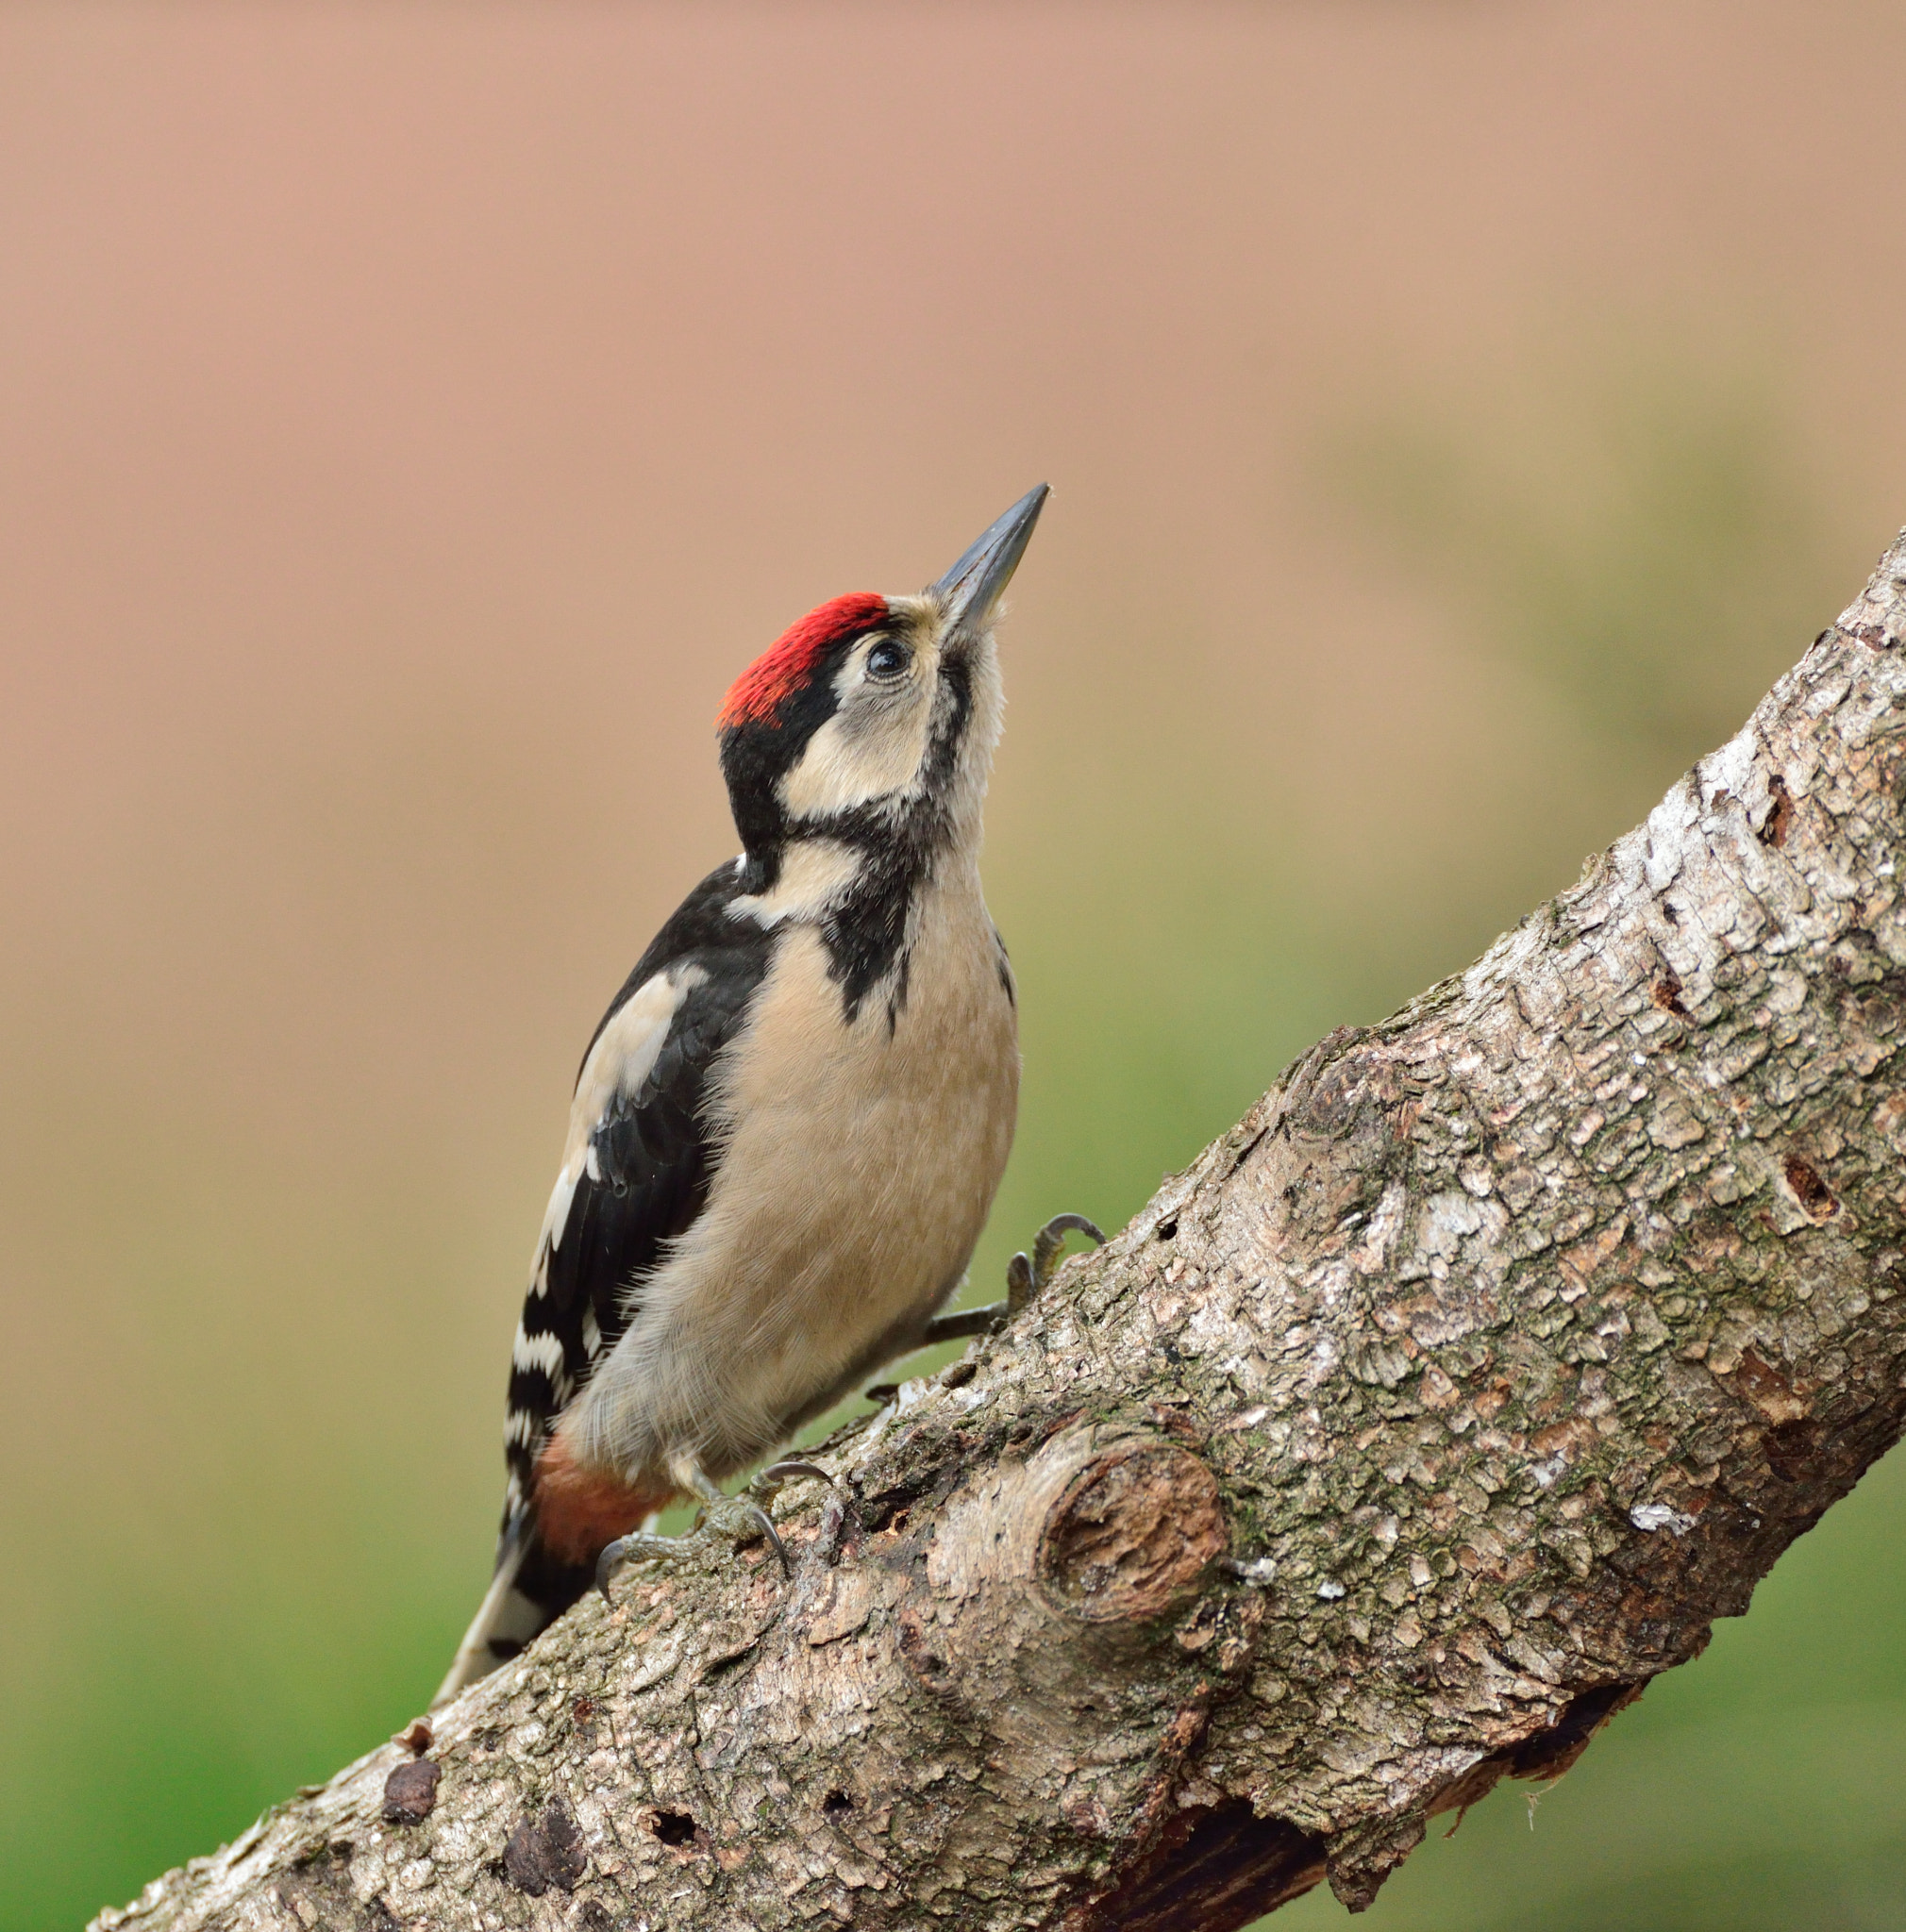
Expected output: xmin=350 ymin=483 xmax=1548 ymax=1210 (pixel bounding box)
xmin=436 ymin=490 xmax=1045 ymax=1704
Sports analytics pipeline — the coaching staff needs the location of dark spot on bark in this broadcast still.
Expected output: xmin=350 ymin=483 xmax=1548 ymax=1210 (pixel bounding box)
xmin=275 ymin=1849 xmax=395 ymax=1928
xmin=1162 ymin=1341 xmax=1184 ymax=1365
xmin=1509 ymin=1680 xmax=1644 ymax=1782
xmin=504 ymin=1801 xmax=587 ymax=1894
xmin=1759 ymin=773 xmax=1794 ymax=846
xmin=1070 ymin=1801 xmax=1326 ymax=1932
xmin=380 ymin=1757 xmax=440 ymax=1825
xmin=863 ymin=1381 xmax=900 ymax=1405
xmin=649 ymin=1808 xmax=697 ymax=1846
xmin=577 ymin=1904 xmax=617 ymax=1932
xmin=390 ymin=1717 xmax=433 ymax=1757
xmin=1764 ymin=1416 xmax=1826 ymax=1481
xmin=897 ymin=1606 xmax=955 ymax=1688
xmin=572 ymin=1696 xmax=596 ymax=1724
xmin=1782 ymin=1153 xmax=1837 ymax=1219
xmin=1651 ymin=968 xmax=1692 ymax=1021
xmin=1157 ymin=1218 xmax=1179 ymax=1241
xmin=824 ymin=1788 xmax=854 ymax=1817
xmin=940 ymin=1357 xmax=977 ymax=1389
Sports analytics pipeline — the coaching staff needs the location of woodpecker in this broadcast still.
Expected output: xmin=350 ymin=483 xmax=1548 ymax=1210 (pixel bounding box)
xmin=435 ymin=486 xmax=1100 ymax=1706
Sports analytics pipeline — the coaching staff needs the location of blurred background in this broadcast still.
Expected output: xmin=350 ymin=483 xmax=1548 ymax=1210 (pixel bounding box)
xmin=3 ymin=4 xmax=1903 ymax=1926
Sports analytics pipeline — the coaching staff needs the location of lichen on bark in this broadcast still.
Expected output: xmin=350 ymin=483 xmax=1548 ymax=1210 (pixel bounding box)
xmin=98 ymin=532 xmax=1906 ymax=1931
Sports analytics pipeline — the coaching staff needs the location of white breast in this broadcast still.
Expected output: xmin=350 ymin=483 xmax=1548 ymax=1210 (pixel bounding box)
xmin=566 ymin=867 xmax=1019 ymax=1482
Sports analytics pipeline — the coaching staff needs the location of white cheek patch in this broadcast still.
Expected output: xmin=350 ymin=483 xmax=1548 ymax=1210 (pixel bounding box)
xmin=779 ymin=651 xmax=933 ymax=821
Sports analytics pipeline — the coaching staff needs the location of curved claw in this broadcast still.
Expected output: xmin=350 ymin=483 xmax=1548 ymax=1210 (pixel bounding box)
xmin=1031 ymin=1212 xmax=1106 ymax=1288
xmin=746 ymin=1501 xmax=792 ymax=1577
xmin=758 ymin=1459 xmax=833 ymax=1490
xmin=595 ymin=1537 xmax=629 ymax=1605
xmin=1005 ymin=1249 xmax=1036 ymax=1317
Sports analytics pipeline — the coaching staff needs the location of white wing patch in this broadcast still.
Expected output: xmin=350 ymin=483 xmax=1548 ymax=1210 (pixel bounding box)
xmin=511 ymin=1326 xmax=568 ymax=1381
xmin=527 ymin=964 xmax=704 ymax=1291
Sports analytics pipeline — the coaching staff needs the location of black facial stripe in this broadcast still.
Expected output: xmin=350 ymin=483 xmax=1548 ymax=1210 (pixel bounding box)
xmin=922 ymin=650 xmax=973 ymax=793
xmin=820 ymin=824 xmax=931 ymax=1024
xmin=803 ymin=647 xmax=977 ymax=1022
xmin=716 ymin=625 xmax=887 ymax=857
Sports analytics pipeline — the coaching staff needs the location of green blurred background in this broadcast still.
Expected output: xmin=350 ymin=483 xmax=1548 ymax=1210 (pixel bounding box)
xmin=4 ymin=5 xmax=1904 ymax=1926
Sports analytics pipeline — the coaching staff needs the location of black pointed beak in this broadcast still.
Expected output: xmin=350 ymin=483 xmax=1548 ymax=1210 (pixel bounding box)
xmin=928 ymin=484 xmax=1048 ymax=638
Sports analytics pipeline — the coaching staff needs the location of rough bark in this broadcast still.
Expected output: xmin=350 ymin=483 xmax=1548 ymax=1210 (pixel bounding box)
xmin=98 ymin=533 xmax=1906 ymax=1932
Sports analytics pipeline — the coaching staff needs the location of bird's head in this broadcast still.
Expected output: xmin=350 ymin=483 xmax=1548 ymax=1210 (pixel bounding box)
xmin=716 ymin=487 xmax=1046 ymax=864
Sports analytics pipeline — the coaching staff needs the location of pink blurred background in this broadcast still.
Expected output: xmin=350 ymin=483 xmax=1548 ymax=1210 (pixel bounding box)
xmin=5 ymin=6 xmax=1904 ymax=1925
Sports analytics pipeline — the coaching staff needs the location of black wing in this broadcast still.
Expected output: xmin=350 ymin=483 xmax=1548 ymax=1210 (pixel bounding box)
xmin=431 ymin=861 xmax=776 ymax=1696
xmin=502 ymin=858 xmax=771 ymax=1520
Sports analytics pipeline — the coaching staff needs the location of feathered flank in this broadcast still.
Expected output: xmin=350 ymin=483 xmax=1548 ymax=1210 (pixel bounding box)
xmin=716 ymin=591 xmax=890 ymax=728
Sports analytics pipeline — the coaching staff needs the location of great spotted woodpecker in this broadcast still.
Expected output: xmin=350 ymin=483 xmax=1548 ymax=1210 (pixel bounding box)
xmin=435 ymin=487 xmax=1101 ymax=1705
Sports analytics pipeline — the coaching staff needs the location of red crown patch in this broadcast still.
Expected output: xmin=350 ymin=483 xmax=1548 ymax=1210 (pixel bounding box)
xmin=717 ymin=592 xmax=890 ymax=729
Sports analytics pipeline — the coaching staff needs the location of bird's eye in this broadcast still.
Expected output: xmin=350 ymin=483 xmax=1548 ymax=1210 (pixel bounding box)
xmin=864 ymin=638 xmax=911 ymax=681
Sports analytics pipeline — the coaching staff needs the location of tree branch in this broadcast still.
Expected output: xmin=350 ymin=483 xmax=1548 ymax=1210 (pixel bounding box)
xmin=98 ymin=531 xmax=1906 ymax=1931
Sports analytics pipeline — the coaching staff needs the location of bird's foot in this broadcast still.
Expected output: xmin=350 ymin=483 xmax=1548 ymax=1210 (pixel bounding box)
xmin=1011 ymin=1211 xmax=1107 ymax=1316
xmin=917 ymin=1212 xmax=1106 ymax=1347
xmin=594 ymin=1459 xmax=830 ymax=1604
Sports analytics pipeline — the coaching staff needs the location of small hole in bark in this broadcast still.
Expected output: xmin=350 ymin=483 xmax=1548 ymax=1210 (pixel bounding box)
xmin=824 ymin=1789 xmax=854 ymax=1817
xmin=1156 ymin=1218 xmax=1178 ymax=1241
xmin=650 ymin=1809 xmax=696 ymax=1846
xmin=1782 ymin=1154 xmax=1837 ymax=1218
xmin=1650 ymin=969 xmax=1692 ymax=1021
xmin=1759 ymin=774 xmax=1794 ymax=847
